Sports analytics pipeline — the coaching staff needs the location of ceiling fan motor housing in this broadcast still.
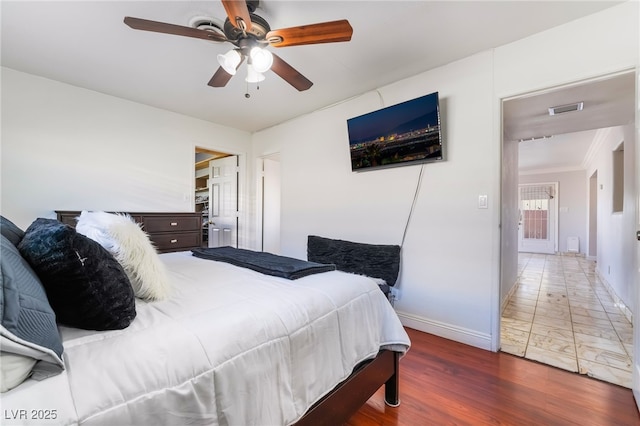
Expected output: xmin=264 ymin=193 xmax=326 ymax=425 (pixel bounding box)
xmin=224 ymin=13 xmax=270 ymax=41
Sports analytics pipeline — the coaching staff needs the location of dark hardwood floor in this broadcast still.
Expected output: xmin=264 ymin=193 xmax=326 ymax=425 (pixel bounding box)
xmin=347 ymin=327 xmax=640 ymax=425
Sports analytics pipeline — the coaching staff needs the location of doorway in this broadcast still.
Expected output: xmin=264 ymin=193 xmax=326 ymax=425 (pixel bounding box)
xmin=260 ymin=155 xmax=281 ymax=254
xmin=195 ymin=148 xmax=229 ymax=247
xmin=499 ymin=70 xmax=637 ymax=388
xmin=517 ymin=183 xmax=558 ymax=254
xmin=194 ymin=147 xmax=245 ymax=249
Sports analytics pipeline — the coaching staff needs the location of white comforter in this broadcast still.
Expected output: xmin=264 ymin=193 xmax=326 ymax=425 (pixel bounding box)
xmin=2 ymin=251 xmax=410 ymax=426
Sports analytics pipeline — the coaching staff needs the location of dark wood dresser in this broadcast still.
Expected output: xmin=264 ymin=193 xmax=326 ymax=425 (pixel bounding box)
xmin=56 ymin=211 xmax=202 ymax=253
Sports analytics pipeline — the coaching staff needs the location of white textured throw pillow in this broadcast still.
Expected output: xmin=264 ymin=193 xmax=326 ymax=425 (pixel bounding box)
xmin=76 ymin=211 xmax=171 ymax=301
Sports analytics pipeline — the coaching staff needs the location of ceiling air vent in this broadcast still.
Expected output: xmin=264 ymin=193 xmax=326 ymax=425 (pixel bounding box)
xmin=548 ymin=102 xmax=584 ymax=116
xmin=518 ymin=135 xmax=553 ymax=143
xmin=189 ymin=16 xmax=225 ymax=34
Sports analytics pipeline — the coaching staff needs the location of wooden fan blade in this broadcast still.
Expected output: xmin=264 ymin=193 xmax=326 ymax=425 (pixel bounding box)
xmin=270 ymin=53 xmax=313 ymax=91
xmin=208 ymin=56 xmax=245 ymax=87
xmin=221 ymin=0 xmax=253 ymax=31
xmin=124 ymin=17 xmax=227 ymax=42
xmin=266 ymin=19 xmax=352 ymax=47
xmin=208 ymin=67 xmax=234 ymax=87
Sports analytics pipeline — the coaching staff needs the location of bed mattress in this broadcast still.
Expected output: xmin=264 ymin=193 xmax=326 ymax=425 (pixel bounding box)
xmin=2 ymin=250 xmax=410 ymax=425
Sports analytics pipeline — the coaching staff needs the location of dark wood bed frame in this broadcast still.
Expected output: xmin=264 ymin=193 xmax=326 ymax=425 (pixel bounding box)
xmin=56 ymin=210 xmax=402 ymax=425
xmin=295 ymin=349 xmax=400 ymax=425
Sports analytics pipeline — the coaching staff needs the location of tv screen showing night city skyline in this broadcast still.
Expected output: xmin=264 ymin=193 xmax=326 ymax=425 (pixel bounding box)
xmin=347 ymin=92 xmax=443 ymax=171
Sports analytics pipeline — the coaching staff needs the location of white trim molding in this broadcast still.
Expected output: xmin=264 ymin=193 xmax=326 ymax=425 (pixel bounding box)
xmin=396 ymin=310 xmax=493 ymax=351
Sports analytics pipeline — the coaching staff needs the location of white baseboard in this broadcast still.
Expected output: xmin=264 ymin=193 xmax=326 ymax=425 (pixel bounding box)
xmin=396 ymin=310 xmax=493 ymax=351
xmin=501 ymin=280 xmax=519 ymax=314
xmin=595 ymin=267 xmax=633 ymax=324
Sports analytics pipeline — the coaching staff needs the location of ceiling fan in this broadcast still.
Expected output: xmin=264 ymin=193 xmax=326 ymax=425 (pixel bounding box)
xmin=124 ymin=0 xmax=353 ymax=92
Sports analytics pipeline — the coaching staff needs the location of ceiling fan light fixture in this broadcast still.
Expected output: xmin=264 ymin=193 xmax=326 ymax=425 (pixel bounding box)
xmin=249 ymin=47 xmax=273 ymax=73
xmin=217 ymin=49 xmax=242 ymax=75
xmin=246 ymin=64 xmax=265 ymax=83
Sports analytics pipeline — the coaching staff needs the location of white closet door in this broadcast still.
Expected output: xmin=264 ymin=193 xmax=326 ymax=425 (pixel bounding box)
xmin=208 ymin=155 xmax=238 ymax=248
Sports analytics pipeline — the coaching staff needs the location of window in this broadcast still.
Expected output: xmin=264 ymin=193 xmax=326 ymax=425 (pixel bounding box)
xmin=520 ymin=185 xmax=554 ymax=241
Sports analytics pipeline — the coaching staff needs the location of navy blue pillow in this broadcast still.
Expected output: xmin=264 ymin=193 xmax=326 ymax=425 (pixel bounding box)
xmin=18 ymin=218 xmax=136 ymax=331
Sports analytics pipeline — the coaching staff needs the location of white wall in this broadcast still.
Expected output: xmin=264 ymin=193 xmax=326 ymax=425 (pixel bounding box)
xmin=585 ymin=125 xmax=637 ymax=313
xmin=253 ymin=51 xmax=497 ymax=348
xmin=1 ymin=68 xmax=252 ymax=230
xmin=252 ymin=1 xmax=638 ymax=350
xmin=519 ymin=170 xmax=587 ymax=254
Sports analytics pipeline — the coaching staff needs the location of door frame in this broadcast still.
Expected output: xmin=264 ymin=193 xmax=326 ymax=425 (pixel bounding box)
xmin=495 ymin=68 xmax=638 ymax=357
xmin=632 ymin=66 xmax=640 ymax=412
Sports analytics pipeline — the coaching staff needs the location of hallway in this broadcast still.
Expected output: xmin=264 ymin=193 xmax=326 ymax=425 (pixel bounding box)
xmin=501 ymin=253 xmax=633 ymax=388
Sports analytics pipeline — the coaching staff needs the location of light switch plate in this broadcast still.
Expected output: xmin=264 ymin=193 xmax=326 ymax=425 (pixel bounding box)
xmin=478 ymin=195 xmax=488 ymax=209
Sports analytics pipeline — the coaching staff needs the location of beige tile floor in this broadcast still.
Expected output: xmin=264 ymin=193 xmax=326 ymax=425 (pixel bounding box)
xmin=501 ymin=253 xmax=633 ymax=388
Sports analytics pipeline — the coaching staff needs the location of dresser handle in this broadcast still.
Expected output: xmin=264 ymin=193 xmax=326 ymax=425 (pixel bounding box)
xmin=170 ymin=239 xmax=178 ymax=243
xmin=170 ymin=222 xmax=178 ymax=226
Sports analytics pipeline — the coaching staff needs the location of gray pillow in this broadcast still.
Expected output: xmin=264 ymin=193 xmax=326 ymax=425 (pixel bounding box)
xmin=1 ymin=216 xmax=25 ymax=247
xmin=18 ymin=218 xmax=136 ymax=331
xmin=1 ymin=234 xmax=64 ymax=390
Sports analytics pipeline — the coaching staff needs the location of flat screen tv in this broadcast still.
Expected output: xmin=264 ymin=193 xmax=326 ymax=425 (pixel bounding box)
xmin=346 ymin=92 xmax=443 ymax=171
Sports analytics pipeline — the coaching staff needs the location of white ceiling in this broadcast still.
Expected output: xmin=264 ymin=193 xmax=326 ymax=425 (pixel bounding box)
xmin=1 ymin=0 xmax=625 ymax=135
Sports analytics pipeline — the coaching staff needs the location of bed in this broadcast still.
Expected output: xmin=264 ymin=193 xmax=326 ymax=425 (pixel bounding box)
xmin=1 ymin=213 xmax=410 ymax=425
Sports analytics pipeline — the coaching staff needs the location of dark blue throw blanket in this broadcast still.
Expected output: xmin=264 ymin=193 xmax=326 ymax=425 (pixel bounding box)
xmin=191 ymin=247 xmax=336 ymax=280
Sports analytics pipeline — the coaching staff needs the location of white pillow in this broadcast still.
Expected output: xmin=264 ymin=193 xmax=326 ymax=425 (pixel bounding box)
xmin=75 ymin=211 xmax=171 ymax=301
xmin=0 ymin=352 xmax=37 ymax=393
xmin=74 ymin=211 xmax=118 ymax=251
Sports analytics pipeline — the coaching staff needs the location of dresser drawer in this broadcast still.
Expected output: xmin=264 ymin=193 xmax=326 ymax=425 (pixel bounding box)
xmin=142 ymin=215 xmax=201 ymax=233
xmin=149 ymin=231 xmax=201 ymax=253
xmin=57 ymin=212 xmax=79 ymax=227
xmin=56 ymin=211 xmax=203 ymax=253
